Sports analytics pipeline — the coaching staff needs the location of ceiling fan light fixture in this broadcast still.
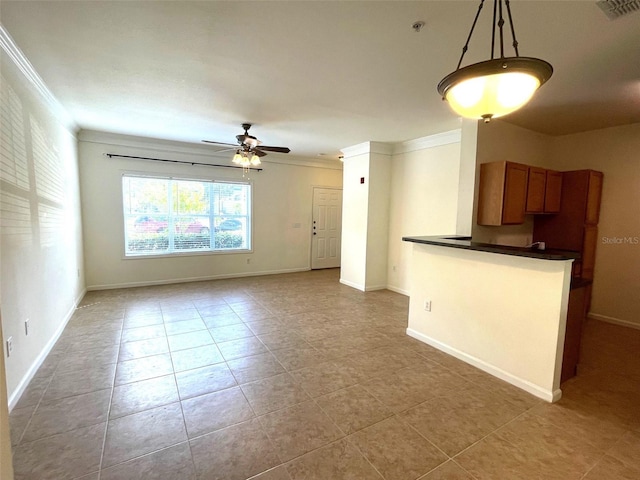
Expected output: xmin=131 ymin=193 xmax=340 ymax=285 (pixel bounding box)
xmin=437 ymin=0 xmax=553 ymax=122
xmin=204 ymin=124 xmax=289 ymax=168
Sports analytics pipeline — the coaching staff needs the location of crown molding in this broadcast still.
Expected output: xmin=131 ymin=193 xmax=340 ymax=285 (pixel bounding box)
xmin=79 ymin=130 xmax=343 ymax=170
xmin=393 ymin=129 xmax=462 ymax=155
xmin=260 ymin=155 xmax=343 ymax=170
xmin=340 ymin=141 xmax=394 ymax=158
xmin=341 ymin=131 xmax=462 ymax=159
xmin=79 ymin=129 xmax=220 ymax=156
xmin=0 ymin=24 xmax=77 ymax=132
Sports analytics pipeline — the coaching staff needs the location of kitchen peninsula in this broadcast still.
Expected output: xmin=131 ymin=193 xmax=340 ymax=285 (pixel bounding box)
xmin=402 ymin=235 xmax=580 ymax=402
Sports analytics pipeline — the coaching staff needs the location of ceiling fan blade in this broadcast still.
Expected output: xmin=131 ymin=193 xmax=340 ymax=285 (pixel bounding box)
xmin=209 ymin=147 xmax=237 ymax=154
xmin=202 ymin=140 xmax=239 ymax=147
xmin=258 ymin=146 xmax=290 ymax=154
xmin=253 ymin=149 xmax=268 ymax=157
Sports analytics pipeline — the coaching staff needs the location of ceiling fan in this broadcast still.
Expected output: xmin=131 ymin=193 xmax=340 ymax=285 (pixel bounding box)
xmin=202 ymin=124 xmax=290 ymax=166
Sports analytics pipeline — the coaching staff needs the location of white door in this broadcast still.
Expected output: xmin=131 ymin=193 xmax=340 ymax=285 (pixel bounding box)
xmin=311 ymin=187 xmax=342 ymax=269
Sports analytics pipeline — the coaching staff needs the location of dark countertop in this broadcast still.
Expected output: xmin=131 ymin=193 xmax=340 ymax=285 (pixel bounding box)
xmin=402 ymin=235 xmax=581 ymax=261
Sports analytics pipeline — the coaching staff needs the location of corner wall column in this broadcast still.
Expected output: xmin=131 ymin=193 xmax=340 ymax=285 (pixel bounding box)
xmin=456 ymin=119 xmax=478 ymax=236
xmin=339 ymin=141 xmax=392 ymax=291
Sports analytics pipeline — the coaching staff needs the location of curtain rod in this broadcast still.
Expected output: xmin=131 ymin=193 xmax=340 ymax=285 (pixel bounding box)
xmin=104 ymin=153 xmax=263 ymax=171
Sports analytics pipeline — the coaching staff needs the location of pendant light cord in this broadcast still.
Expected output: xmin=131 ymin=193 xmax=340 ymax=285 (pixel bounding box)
xmin=437 ymin=0 xmax=553 ymax=121
xmin=504 ymin=0 xmax=520 ymax=56
xmin=498 ymin=0 xmax=505 ymax=58
xmin=455 ymin=0 xmax=523 ymax=70
xmin=455 ymin=0 xmax=486 ymax=70
xmin=491 ymin=0 xmax=498 ymax=59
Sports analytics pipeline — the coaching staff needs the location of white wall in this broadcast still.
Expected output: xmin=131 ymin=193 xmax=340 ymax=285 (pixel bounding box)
xmin=342 ymin=135 xmax=463 ymax=294
xmin=386 ymin=133 xmax=463 ymax=294
xmin=78 ymin=131 xmax=343 ymax=289
xmin=339 ymin=150 xmax=369 ymax=290
xmin=339 ymin=142 xmax=395 ymax=292
xmin=456 ymin=120 xmax=479 ymax=236
xmin=365 ymin=151 xmax=392 ymax=290
xmin=407 ymin=243 xmax=572 ymax=402
xmin=550 ymin=123 xmax=640 ymax=328
xmin=0 ymin=47 xmax=84 ymax=405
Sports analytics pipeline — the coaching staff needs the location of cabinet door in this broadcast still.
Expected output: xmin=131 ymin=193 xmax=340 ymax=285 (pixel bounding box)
xmin=477 ymin=162 xmax=507 ymax=226
xmin=581 ymin=225 xmax=598 ymax=279
xmin=525 ymin=167 xmax=547 ymax=214
xmin=585 ymin=171 xmax=603 ymax=225
xmin=561 ymin=286 xmax=587 ymax=383
xmin=544 ymin=170 xmax=563 ymax=213
xmin=502 ymin=162 xmax=529 ymax=224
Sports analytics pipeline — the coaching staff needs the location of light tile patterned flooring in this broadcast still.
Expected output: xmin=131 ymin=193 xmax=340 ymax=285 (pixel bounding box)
xmin=9 ymin=269 xmax=640 ymax=479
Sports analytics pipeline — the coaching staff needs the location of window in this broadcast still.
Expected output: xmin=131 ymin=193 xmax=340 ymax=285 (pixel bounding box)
xmin=122 ymin=175 xmax=251 ymax=257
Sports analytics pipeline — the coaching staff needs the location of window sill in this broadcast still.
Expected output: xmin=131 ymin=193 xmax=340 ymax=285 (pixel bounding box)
xmin=122 ymin=248 xmax=253 ymax=260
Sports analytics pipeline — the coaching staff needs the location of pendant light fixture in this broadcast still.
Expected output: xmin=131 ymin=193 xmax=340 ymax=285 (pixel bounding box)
xmin=437 ymin=0 xmax=553 ymax=123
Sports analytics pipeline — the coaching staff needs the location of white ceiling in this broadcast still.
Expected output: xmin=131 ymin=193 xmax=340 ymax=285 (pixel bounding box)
xmin=1 ymin=1 xmax=639 ymax=160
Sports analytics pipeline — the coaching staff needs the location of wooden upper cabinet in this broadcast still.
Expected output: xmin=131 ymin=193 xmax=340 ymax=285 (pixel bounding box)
xmin=525 ymin=167 xmax=547 ymax=214
xmin=544 ymin=170 xmax=563 ymax=213
xmin=477 ymin=161 xmax=528 ymax=226
xmin=526 ymin=167 xmax=562 ymax=214
xmin=503 ymin=163 xmax=529 ymax=224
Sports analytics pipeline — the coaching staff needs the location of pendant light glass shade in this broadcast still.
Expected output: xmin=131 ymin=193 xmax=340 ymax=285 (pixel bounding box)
xmin=438 ymin=57 xmax=553 ymax=122
xmin=232 ymin=150 xmax=261 ymax=168
xmin=437 ymin=0 xmax=553 ymax=122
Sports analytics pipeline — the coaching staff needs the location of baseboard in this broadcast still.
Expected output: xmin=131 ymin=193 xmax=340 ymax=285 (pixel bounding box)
xmin=588 ymin=313 xmax=640 ymax=330
xmin=87 ymin=267 xmax=311 ymax=291
xmin=339 ymin=278 xmax=393 ymax=292
xmin=8 ymin=287 xmax=86 ymax=411
xmin=406 ymin=328 xmax=561 ymax=403
xmin=364 ymin=284 xmax=387 ymax=292
xmin=339 ymin=278 xmax=365 ymax=291
xmin=386 ymin=285 xmax=409 ymax=296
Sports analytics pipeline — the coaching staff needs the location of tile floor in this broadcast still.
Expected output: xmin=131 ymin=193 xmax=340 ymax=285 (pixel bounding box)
xmin=8 ymin=269 xmax=640 ymax=479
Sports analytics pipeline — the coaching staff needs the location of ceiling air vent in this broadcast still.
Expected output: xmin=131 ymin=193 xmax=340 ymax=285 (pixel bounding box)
xmin=596 ymin=0 xmax=640 ymax=19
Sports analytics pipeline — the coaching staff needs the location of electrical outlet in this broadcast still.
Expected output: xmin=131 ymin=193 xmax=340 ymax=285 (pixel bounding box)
xmin=424 ymin=300 xmax=432 ymax=312
xmin=25 ymin=318 xmax=29 ymax=336
xmin=246 ymin=258 xmax=251 ymax=264
xmin=6 ymin=336 xmax=13 ymax=357
xmin=392 ymin=265 xmax=397 ymax=272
